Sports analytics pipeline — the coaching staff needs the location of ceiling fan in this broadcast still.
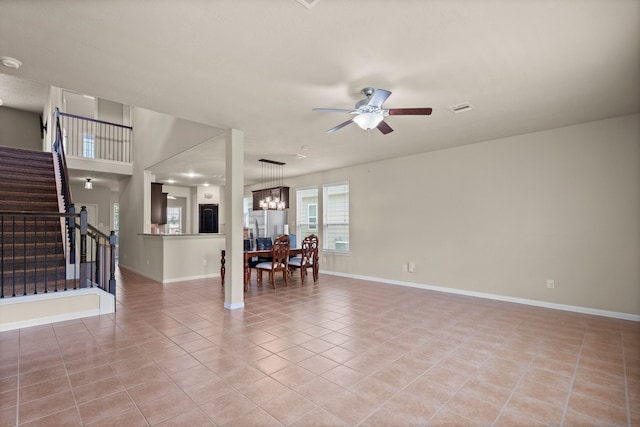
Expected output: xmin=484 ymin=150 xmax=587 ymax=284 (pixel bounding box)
xmin=312 ymin=87 xmax=432 ymax=134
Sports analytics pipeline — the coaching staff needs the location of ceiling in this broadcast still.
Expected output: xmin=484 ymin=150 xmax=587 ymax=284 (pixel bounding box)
xmin=0 ymin=0 xmax=638 ymax=189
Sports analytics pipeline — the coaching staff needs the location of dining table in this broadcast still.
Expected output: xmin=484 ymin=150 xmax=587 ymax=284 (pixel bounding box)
xmin=220 ymin=248 xmax=303 ymax=291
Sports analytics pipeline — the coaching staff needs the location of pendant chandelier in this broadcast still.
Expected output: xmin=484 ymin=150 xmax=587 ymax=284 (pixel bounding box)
xmin=258 ymin=159 xmax=288 ymax=210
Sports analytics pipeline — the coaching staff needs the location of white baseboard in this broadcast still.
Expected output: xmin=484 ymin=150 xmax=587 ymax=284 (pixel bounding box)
xmin=117 ymin=264 xmax=218 ymax=284
xmin=224 ymin=301 xmax=245 ymax=310
xmin=163 ymin=273 xmax=218 ymax=284
xmin=117 ymin=263 xmax=163 ymax=283
xmin=320 ymin=270 xmax=640 ymax=322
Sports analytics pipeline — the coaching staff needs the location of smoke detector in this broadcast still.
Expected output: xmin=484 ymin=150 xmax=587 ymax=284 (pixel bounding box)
xmin=1 ymin=56 xmax=22 ymax=69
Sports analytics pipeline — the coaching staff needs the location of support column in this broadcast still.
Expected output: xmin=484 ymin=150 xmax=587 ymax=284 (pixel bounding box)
xmin=224 ymin=129 xmax=245 ymax=309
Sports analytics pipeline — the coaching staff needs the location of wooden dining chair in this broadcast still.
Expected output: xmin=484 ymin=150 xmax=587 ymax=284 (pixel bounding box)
xmin=288 ymin=234 xmax=319 ymax=283
xmin=256 ymin=235 xmax=290 ymax=288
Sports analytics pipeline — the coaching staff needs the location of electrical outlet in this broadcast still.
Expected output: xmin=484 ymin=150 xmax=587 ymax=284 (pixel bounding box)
xmin=408 ymin=261 xmax=415 ymax=273
xmin=402 ymin=263 xmax=408 ymax=272
xmin=202 ymin=259 xmax=207 ymax=266
xmin=547 ymin=279 xmax=555 ymax=289
xmin=146 ymin=259 xmax=149 ymax=265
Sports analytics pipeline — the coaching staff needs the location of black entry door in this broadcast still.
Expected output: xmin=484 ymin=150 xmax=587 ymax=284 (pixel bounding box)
xmin=199 ymin=204 xmax=219 ymax=233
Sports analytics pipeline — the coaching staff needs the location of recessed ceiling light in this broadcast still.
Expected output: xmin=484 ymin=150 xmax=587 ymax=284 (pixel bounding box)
xmin=166 ymin=179 xmax=176 ymax=184
xmin=183 ymin=172 xmax=198 ymax=178
xmin=296 ymin=0 xmax=320 ymax=9
xmin=292 ymin=153 xmax=307 ymax=159
xmin=203 ymin=183 xmax=210 ymax=187
xmin=1 ymin=56 xmax=22 ymax=69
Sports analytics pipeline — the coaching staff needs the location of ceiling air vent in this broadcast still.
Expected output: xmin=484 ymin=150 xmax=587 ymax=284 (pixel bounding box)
xmin=448 ymin=102 xmax=474 ymax=113
xmin=296 ymin=0 xmax=320 ymax=9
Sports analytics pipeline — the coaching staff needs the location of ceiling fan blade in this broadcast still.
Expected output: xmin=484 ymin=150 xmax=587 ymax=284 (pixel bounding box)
xmin=388 ymin=107 xmax=433 ymax=116
xmin=327 ymin=119 xmax=354 ymax=133
xmin=312 ymin=108 xmax=356 ymax=113
xmin=377 ymin=120 xmax=394 ymax=134
xmin=367 ymin=89 xmax=392 ymax=107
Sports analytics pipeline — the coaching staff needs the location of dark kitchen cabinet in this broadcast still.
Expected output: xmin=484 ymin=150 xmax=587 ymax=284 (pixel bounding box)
xmin=199 ymin=204 xmax=219 ymax=233
xmin=151 ymin=183 xmax=167 ymax=224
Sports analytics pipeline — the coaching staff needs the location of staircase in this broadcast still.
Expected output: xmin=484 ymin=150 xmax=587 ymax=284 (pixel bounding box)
xmin=0 ymin=145 xmax=67 ymax=297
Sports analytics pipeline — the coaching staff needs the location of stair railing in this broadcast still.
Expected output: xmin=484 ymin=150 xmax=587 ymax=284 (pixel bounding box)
xmin=0 ymin=212 xmax=70 ymax=298
xmin=0 ymin=209 xmax=117 ymax=298
xmin=76 ymin=206 xmax=117 ymax=296
xmin=52 ymin=108 xmax=76 ymax=262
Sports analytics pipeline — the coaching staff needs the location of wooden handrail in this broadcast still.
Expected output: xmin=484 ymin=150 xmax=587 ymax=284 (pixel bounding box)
xmin=53 ymin=108 xmax=74 ymax=209
xmin=57 ymin=110 xmax=133 ymax=130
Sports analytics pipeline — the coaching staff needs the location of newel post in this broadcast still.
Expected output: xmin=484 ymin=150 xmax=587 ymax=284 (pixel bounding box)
xmin=79 ymin=206 xmax=88 ymax=287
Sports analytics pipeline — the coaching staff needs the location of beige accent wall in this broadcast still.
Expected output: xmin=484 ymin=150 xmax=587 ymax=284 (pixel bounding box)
xmin=0 ymin=107 xmax=42 ymax=150
xmin=0 ymin=289 xmax=115 ymax=332
xmin=281 ymin=114 xmax=640 ymax=316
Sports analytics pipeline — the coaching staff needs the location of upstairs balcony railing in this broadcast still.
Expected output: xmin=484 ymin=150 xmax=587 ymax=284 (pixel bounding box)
xmin=57 ymin=110 xmax=133 ymax=163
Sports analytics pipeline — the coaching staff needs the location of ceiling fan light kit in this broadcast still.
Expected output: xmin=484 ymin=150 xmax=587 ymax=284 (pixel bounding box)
xmin=313 ymin=87 xmax=432 ymax=134
xmin=353 ymin=112 xmax=383 ymax=130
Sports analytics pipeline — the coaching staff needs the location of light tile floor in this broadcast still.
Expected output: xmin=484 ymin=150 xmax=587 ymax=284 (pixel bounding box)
xmin=0 ymin=267 xmax=638 ymax=426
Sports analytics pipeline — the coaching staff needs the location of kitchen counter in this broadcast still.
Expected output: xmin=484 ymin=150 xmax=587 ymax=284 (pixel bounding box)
xmin=132 ymin=234 xmax=226 ymax=283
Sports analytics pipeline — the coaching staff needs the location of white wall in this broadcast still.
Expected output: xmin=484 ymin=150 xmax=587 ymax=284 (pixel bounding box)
xmin=280 ymin=114 xmax=640 ymax=316
xmin=120 ymin=111 xmax=638 ymax=316
xmin=70 ymin=184 xmax=116 ymax=235
xmin=118 ymin=108 xmax=225 ymax=274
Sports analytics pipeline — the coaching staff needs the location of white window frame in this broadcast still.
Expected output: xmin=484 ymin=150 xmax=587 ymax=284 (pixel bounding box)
xmin=323 ymin=182 xmax=349 ymax=253
xmin=83 ymin=132 xmax=95 ymax=159
xmin=308 ymin=203 xmax=318 ymax=231
xmin=243 ymin=196 xmax=252 ymax=227
xmin=166 ymin=206 xmax=182 ymax=234
xmin=296 ymin=186 xmax=319 ymax=242
xmin=112 ymin=202 xmax=119 ymax=236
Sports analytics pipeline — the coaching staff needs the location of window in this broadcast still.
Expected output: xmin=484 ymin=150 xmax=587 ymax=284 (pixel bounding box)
xmin=243 ymin=196 xmax=252 ymax=227
xmin=296 ymin=187 xmax=318 ymax=241
xmin=113 ymin=203 xmax=119 ymax=236
xmin=166 ymin=207 xmax=182 ymax=234
xmin=323 ymin=182 xmax=349 ymax=252
xmin=308 ymin=203 xmax=317 ymax=231
xmin=83 ymin=133 xmax=95 ymax=158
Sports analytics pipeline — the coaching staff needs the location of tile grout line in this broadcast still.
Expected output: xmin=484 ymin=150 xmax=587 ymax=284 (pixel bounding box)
xmin=87 ymin=318 xmax=152 ymax=427
xmin=559 ymin=324 xmax=587 ymax=426
xmin=15 ymin=331 xmax=21 ymax=427
xmin=52 ymin=325 xmax=84 ymax=426
xmin=621 ymin=329 xmax=631 ymax=427
xmin=487 ymin=320 xmax=533 ymax=427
